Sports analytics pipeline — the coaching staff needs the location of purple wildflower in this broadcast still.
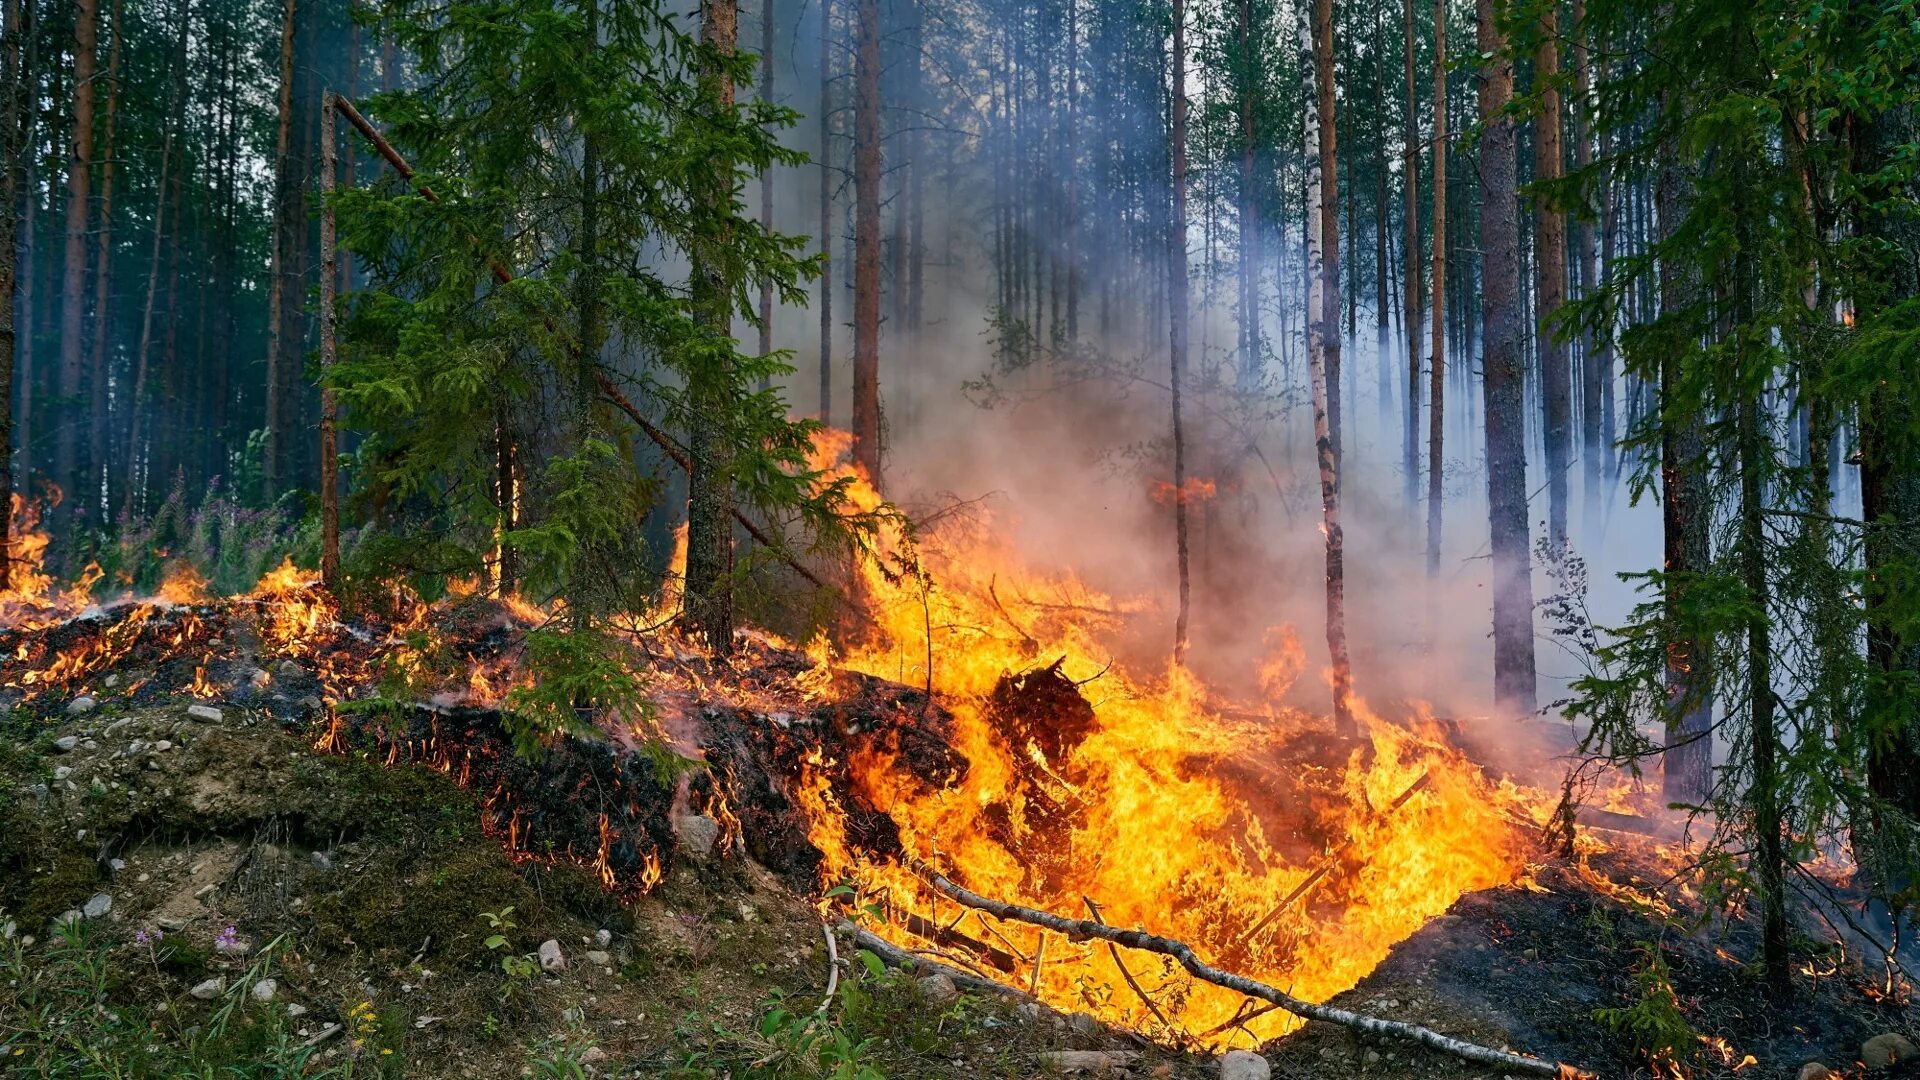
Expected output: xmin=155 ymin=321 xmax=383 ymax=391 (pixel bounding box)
xmin=214 ymin=925 xmax=238 ymax=951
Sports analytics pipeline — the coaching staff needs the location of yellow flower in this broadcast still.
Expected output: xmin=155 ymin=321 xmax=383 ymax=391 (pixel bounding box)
xmin=381 ymin=1049 xmax=394 ymax=1056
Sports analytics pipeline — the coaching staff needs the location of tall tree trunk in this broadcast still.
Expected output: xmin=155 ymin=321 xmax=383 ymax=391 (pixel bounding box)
xmin=1312 ymin=0 xmax=1341 ymax=475
xmin=1235 ymin=0 xmax=1256 ymax=390
xmin=758 ymin=0 xmax=774 ymax=381
xmin=1476 ymin=0 xmax=1535 ymax=717
xmin=1573 ymin=0 xmax=1603 ymax=535
xmin=1372 ymin=3 xmax=1389 ymax=440
xmin=817 ymin=0 xmax=832 ymax=422
xmin=86 ymin=0 xmax=118 ymax=518
xmin=1402 ymin=0 xmax=1421 ymax=509
xmin=1061 ymin=0 xmax=1075 ymax=340
xmin=1657 ymin=109 xmax=1711 ymax=803
xmin=1169 ymin=0 xmax=1191 ymax=664
xmin=850 ymin=0 xmax=880 ymax=479
xmin=123 ymin=0 xmax=184 ymax=521
xmin=1425 ymin=0 xmax=1446 ymax=576
xmin=14 ymin=0 xmax=32 ymax=496
xmin=686 ymin=0 xmax=740 ymax=653
xmin=56 ymin=0 xmax=97 ymax=529
xmin=0 ymin=0 xmax=23 ymax=589
xmin=263 ymin=0 xmax=297 ymax=501
xmin=1303 ymin=12 xmax=1353 ymax=734
xmin=319 ymin=90 xmax=339 ymax=589
xmin=1534 ymin=3 xmax=1570 ymax=549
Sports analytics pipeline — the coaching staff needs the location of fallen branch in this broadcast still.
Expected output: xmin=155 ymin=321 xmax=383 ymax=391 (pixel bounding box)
xmin=1083 ymin=896 xmax=1182 ymax=1041
xmin=838 ymin=921 xmax=1032 ymax=1001
xmin=903 ymin=856 xmax=1588 ymax=1079
xmin=817 ymin=921 xmax=841 ymax=1014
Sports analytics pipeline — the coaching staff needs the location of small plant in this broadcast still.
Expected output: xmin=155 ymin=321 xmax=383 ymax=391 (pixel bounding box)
xmin=1594 ymin=942 xmax=1701 ymax=1075
xmin=479 ymin=907 xmax=541 ymax=1000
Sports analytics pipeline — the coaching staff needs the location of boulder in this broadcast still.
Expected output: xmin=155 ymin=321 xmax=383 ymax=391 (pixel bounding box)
xmin=674 ymin=814 xmax=722 ymax=858
xmin=66 ymin=696 xmax=98 ymax=716
xmin=1863 ymin=1033 xmax=1917 ymax=1070
xmin=82 ymin=893 xmax=112 ymax=919
xmin=1798 ymin=1063 xmax=1838 ymax=1080
xmin=538 ymin=939 xmax=566 ymax=973
xmin=1219 ymin=1049 xmax=1271 ymax=1080
xmin=251 ymin=978 xmax=278 ymax=1003
xmin=916 ymin=972 xmax=958 ymax=1006
xmin=186 ymin=705 xmax=223 ymax=723
xmin=52 ymin=735 xmax=79 ymax=753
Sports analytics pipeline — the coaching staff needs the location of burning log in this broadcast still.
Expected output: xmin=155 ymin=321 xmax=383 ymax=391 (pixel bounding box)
xmin=902 ymin=855 xmax=1591 ymax=1079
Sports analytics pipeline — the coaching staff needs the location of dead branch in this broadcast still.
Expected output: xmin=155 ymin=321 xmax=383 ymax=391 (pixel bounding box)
xmin=986 ymin=577 xmax=1039 ymax=651
xmin=904 ymin=856 xmax=1589 ymax=1079
xmin=817 ymin=920 xmax=841 ymax=1014
xmin=839 ymin=921 xmax=1031 ymax=1001
xmin=1083 ymin=896 xmax=1182 ymax=1041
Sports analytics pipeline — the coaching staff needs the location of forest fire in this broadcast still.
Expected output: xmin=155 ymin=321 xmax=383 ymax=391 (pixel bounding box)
xmin=0 ymin=440 xmax=1552 ymax=1054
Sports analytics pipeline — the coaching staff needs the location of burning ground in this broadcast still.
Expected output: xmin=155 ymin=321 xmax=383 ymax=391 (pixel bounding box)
xmin=0 ymin=476 xmax=1915 ymax=1078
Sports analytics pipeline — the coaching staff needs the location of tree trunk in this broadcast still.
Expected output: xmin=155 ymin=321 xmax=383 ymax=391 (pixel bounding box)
xmin=686 ymin=0 xmax=740 ymax=653
xmin=1169 ymin=0 xmax=1191 ymax=665
xmin=1476 ymin=0 xmax=1535 ymax=718
xmin=850 ymin=0 xmax=880 ymax=479
xmin=1425 ymin=0 xmax=1446 ymax=576
xmin=1534 ymin=3 xmax=1569 ymax=549
xmin=0 ymin=0 xmax=24 ymax=589
xmin=817 ymin=0 xmax=832 ymax=422
xmin=123 ymin=0 xmax=185 ymax=521
xmin=319 ymin=91 xmax=339 ymax=589
xmin=1312 ymin=0 xmax=1341 ymax=476
xmin=1573 ymin=0 xmax=1603 ymax=535
xmin=758 ymin=0 xmax=774 ymax=385
xmin=86 ymin=0 xmax=119 ymax=518
xmin=1402 ymin=0 xmax=1421 ymax=510
xmin=1235 ymin=0 xmax=1256 ymax=391
xmin=1657 ymin=111 xmax=1711 ymax=804
xmin=56 ymin=0 xmax=96 ymax=529
xmin=263 ymin=0 xmax=297 ymax=502
xmin=1303 ymin=12 xmax=1353 ymax=735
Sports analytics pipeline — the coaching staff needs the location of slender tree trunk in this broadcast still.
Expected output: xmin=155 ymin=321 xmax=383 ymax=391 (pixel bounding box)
xmin=1425 ymin=0 xmax=1446 ymax=576
xmin=1372 ymin=4 xmax=1389 ymax=440
xmin=14 ymin=0 xmax=32 ymax=497
xmin=758 ymin=0 xmax=774 ymax=383
xmin=319 ymin=91 xmax=339 ymax=588
xmin=0 ymin=0 xmax=23 ymax=589
xmin=1169 ymin=0 xmax=1191 ymax=664
xmin=686 ymin=0 xmax=740 ymax=653
xmin=56 ymin=0 xmax=97 ymax=528
xmin=1303 ymin=12 xmax=1353 ymax=734
xmin=86 ymin=0 xmax=119 ymax=518
xmin=263 ymin=0 xmax=297 ymax=501
xmin=817 ymin=0 xmax=832 ymax=421
xmin=1534 ymin=3 xmax=1570 ymax=548
xmin=850 ymin=0 xmax=881 ymax=479
xmin=123 ymin=0 xmax=184 ymax=521
xmin=1313 ymin=0 xmax=1341 ymax=475
xmin=1402 ymin=0 xmax=1421 ymax=509
xmin=1573 ymin=0 xmax=1603 ymax=535
xmin=1477 ymin=0 xmax=1535 ymax=717
xmin=1061 ymin=0 xmax=1076 ymax=339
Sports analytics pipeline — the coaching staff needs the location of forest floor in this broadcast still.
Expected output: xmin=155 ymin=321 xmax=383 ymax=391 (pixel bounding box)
xmin=0 ymin=607 xmax=1915 ymax=1078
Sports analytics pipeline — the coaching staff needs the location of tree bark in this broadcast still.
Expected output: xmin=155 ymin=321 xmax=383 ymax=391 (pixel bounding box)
xmin=1169 ymin=0 xmax=1191 ymax=665
xmin=1477 ymin=0 xmax=1536 ymax=718
xmin=86 ymin=0 xmax=120 ymax=517
xmin=1401 ymin=0 xmax=1421 ymax=510
xmin=1312 ymin=0 xmax=1341 ymax=475
xmin=850 ymin=0 xmax=881 ymax=480
xmin=0 ymin=0 xmax=24 ymax=589
xmin=1533 ymin=3 xmax=1570 ymax=549
xmin=1425 ymin=0 xmax=1445 ymax=577
xmin=686 ymin=0 xmax=740 ymax=653
xmin=1235 ymin=0 xmax=1256 ymax=391
xmin=1303 ymin=13 xmax=1353 ymax=734
xmin=123 ymin=0 xmax=186 ymax=521
xmin=56 ymin=0 xmax=97 ymax=527
xmin=1572 ymin=0 xmax=1603 ymax=535
xmin=263 ymin=0 xmax=298 ymax=502
xmin=318 ymin=91 xmax=339 ymax=589
xmin=817 ymin=0 xmax=832 ymax=422
xmin=758 ymin=0 xmax=774 ymax=382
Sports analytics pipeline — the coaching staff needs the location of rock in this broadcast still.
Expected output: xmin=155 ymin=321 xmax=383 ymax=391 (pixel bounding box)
xmin=53 ymin=735 xmax=79 ymax=753
xmin=538 ymin=939 xmax=566 ymax=973
xmin=1016 ymin=1001 xmax=1045 ymax=1024
xmin=82 ymin=893 xmax=112 ymax=919
xmin=585 ymin=950 xmax=611 ymax=967
xmin=52 ymin=766 xmax=72 ymax=781
xmin=186 ymin=705 xmax=222 ymax=723
xmin=1799 ymin=1064 xmax=1839 ymax=1080
xmin=1863 ymin=1034 xmax=1917 ymax=1070
xmin=579 ymin=1047 xmax=608 ymax=1065
xmin=107 ymin=858 xmax=125 ymax=874
xmin=674 ymin=814 xmax=722 ymax=858
xmin=66 ymin=696 xmax=97 ymax=716
xmin=250 ymin=978 xmax=278 ymax=1003
xmin=104 ymin=674 xmax=120 ymax=689
xmin=286 ymin=1003 xmax=308 ymax=1018
xmin=155 ymin=915 xmax=190 ymax=931
xmin=594 ymin=928 xmax=612 ymax=948
xmin=189 ymin=978 xmax=226 ymax=1000
xmin=153 ymin=740 xmax=173 ymax=752
xmin=310 ymin=851 xmax=333 ymax=871
xmin=1038 ymin=1050 xmax=1137 ymax=1074
xmin=917 ymin=973 xmax=959 ymax=1006
xmin=1219 ymin=1049 xmax=1270 ymax=1080
xmin=1065 ymin=1012 xmax=1103 ymax=1038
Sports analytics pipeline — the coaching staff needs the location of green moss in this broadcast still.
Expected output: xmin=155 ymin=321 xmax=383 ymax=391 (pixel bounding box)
xmin=11 ymin=852 xmax=100 ymax=929
xmin=311 ymin=843 xmax=542 ymax=970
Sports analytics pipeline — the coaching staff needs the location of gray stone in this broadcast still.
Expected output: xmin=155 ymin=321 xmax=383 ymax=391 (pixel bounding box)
xmin=66 ymin=696 xmax=97 ymax=716
xmin=1799 ymin=1063 xmax=1839 ymax=1080
xmin=82 ymin=893 xmax=112 ymax=919
xmin=594 ymin=928 xmax=612 ymax=948
xmin=1219 ymin=1050 xmax=1270 ymax=1080
xmin=1065 ymin=1012 xmax=1102 ymax=1038
xmin=1038 ymin=1051 xmax=1137 ymax=1074
xmin=52 ymin=735 xmax=78 ymax=753
xmin=286 ymin=1003 xmax=308 ymax=1018
xmin=1863 ymin=1034 xmax=1917 ymax=1070
xmin=251 ymin=979 xmax=278 ymax=1003
xmin=579 ymin=1047 xmax=608 ymax=1065
xmin=51 ymin=766 xmax=72 ymax=781
xmin=153 ymin=740 xmax=173 ymax=752
xmin=186 ymin=705 xmax=223 ymax=723
xmin=674 ymin=814 xmax=722 ymax=858
xmin=310 ymin=851 xmax=333 ymax=871
xmin=189 ymin=978 xmax=226 ymax=1000
xmin=538 ymin=939 xmax=566 ymax=973
xmin=585 ymin=950 xmax=611 ymax=967
xmin=916 ymin=972 xmax=958 ymax=1006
